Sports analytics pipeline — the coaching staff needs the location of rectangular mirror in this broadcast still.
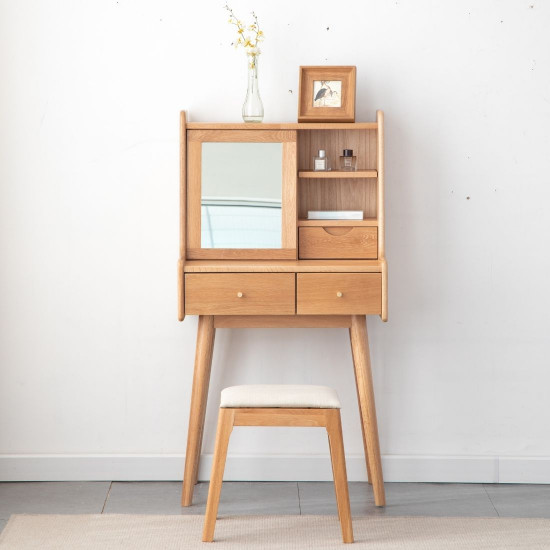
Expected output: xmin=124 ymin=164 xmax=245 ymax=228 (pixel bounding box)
xmin=201 ymin=143 xmax=283 ymax=248
xmin=186 ymin=129 xmax=297 ymax=260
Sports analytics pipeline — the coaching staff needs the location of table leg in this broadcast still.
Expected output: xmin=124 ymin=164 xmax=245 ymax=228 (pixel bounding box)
xmin=181 ymin=315 xmax=215 ymax=506
xmin=349 ymin=315 xmax=385 ymax=506
xmin=349 ymin=329 xmax=373 ymax=486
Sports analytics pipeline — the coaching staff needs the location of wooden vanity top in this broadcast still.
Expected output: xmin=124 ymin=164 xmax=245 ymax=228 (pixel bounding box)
xmin=183 ymin=259 xmax=385 ymax=273
xmin=186 ymin=122 xmax=378 ymax=130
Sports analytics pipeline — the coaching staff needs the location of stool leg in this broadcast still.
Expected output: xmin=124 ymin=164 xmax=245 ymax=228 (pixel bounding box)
xmin=203 ymin=408 xmax=235 ymax=543
xmin=182 ymin=315 xmax=215 ymax=506
xmin=350 ymin=315 xmax=386 ymax=507
xmin=326 ymin=431 xmax=341 ymax=523
xmin=326 ymin=410 xmax=354 ymax=544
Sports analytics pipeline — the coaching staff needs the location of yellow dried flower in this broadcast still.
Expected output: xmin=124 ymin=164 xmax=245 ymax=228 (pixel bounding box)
xmin=225 ymin=5 xmax=264 ymax=54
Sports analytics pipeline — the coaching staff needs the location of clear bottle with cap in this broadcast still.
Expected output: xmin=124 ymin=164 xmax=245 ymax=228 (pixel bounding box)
xmin=339 ymin=149 xmax=357 ymax=171
xmin=313 ymin=149 xmax=330 ymax=171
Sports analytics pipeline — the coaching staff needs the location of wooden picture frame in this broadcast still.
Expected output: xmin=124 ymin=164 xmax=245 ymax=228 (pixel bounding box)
xmin=298 ymin=66 xmax=356 ymax=123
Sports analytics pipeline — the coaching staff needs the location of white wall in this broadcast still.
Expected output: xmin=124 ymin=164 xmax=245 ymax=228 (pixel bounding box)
xmin=1 ymin=0 xmax=550 ymax=483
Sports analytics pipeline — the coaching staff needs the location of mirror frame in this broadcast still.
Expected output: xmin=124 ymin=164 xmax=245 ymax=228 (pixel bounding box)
xmin=186 ymin=129 xmax=297 ymax=260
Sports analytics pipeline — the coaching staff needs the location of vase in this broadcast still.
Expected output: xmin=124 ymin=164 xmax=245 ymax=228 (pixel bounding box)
xmin=242 ymin=55 xmax=264 ymax=123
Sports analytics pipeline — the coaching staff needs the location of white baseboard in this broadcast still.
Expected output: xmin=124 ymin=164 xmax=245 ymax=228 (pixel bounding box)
xmin=0 ymin=454 xmax=548 ymax=483
xmin=498 ymin=457 xmax=550 ymax=484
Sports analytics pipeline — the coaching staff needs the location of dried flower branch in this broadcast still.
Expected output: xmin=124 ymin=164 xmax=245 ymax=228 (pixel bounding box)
xmin=224 ymin=4 xmax=264 ymax=67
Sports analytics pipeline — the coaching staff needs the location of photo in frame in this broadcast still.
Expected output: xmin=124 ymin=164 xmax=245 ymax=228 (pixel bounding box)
xmin=298 ymin=66 xmax=356 ymax=122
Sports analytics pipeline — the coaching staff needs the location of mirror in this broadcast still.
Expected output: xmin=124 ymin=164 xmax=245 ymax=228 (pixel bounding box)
xmin=201 ymin=142 xmax=283 ymax=248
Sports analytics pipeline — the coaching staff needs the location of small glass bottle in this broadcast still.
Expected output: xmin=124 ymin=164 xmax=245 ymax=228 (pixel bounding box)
xmin=339 ymin=149 xmax=357 ymax=171
xmin=313 ymin=149 xmax=329 ymax=171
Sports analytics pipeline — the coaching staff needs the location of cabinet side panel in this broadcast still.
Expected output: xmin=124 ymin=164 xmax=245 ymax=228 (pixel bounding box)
xmin=376 ymin=110 xmax=385 ymax=259
xmin=381 ymin=257 xmax=388 ymax=322
xmin=179 ymin=111 xmax=187 ymax=321
xmin=377 ymin=110 xmax=387 ymax=321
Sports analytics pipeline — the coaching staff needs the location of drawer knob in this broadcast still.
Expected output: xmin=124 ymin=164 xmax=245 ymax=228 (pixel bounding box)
xmin=237 ymin=292 xmax=243 ymax=298
xmin=336 ymin=291 xmax=343 ymax=298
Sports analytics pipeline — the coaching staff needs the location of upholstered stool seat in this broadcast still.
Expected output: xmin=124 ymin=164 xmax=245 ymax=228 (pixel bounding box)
xmin=203 ymin=384 xmax=353 ymax=544
xmin=220 ymin=384 xmax=341 ymax=409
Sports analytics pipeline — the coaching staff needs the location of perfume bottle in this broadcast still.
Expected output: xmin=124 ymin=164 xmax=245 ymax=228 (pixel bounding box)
xmin=339 ymin=149 xmax=357 ymax=171
xmin=313 ymin=149 xmax=330 ymax=171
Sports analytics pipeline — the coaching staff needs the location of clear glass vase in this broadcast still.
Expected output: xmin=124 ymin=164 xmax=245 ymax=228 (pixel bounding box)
xmin=242 ymin=55 xmax=264 ymax=123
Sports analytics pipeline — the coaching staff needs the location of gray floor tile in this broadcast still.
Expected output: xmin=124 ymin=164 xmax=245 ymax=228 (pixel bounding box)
xmin=298 ymin=481 xmax=370 ymax=515
xmin=0 ymin=519 xmax=7 ymax=535
xmin=298 ymin=482 xmax=499 ymax=517
xmin=6 ymin=481 xmax=550 ymax=521
xmin=216 ymin=482 xmax=300 ymax=516
xmin=484 ymin=483 xmax=550 ymax=518
xmin=103 ymin=481 xmax=203 ymax=515
xmin=383 ymin=482 xmax=498 ymax=517
xmin=103 ymin=481 xmax=300 ymax=516
xmin=0 ymin=482 xmax=111 ymax=518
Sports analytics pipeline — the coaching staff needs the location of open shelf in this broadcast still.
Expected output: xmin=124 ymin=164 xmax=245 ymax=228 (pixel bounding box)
xmin=298 ymin=218 xmax=378 ymax=227
xmin=299 ymin=170 xmax=377 ymax=179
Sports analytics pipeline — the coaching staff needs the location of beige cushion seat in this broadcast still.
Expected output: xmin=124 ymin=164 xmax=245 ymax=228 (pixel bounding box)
xmin=220 ymin=384 xmax=341 ymax=409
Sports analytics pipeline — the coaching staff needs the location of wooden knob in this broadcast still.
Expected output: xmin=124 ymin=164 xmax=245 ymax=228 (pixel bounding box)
xmin=336 ymin=291 xmax=343 ymax=298
xmin=237 ymin=292 xmax=243 ymax=298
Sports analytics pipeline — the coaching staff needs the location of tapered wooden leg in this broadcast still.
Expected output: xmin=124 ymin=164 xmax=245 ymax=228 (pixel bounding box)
xmin=326 ymin=431 xmax=340 ymax=522
xmin=181 ymin=315 xmax=215 ymax=507
xmin=326 ymin=410 xmax=354 ymax=544
xmin=349 ymin=315 xmax=385 ymax=507
xmin=349 ymin=330 xmax=374 ymax=486
xmin=202 ymin=408 xmax=235 ymax=543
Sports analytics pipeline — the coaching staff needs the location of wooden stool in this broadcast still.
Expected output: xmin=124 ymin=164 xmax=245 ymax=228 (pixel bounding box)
xmin=202 ymin=384 xmax=354 ymax=543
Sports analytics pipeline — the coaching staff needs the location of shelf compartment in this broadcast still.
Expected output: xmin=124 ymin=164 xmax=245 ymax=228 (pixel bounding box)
xmin=298 ymin=179 xmax=378 ymax=220
xmin=298 ymin=129 xmax=378 ymax=172
xmin=299 ymin=170 xmax=377 ymax=179
xmin=298 ymin=218 xmax=378 ymax=227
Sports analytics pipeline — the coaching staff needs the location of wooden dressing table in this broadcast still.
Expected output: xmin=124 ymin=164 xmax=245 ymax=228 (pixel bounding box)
xmin=178 ymin=111 xmax=387 ymax=507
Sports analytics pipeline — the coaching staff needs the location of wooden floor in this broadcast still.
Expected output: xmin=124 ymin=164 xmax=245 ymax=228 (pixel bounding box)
xmin=2 ymin=481 xmax=550 ymax=534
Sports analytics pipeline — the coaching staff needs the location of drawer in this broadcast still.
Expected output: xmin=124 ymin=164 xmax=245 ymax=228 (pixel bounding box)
xmin=297 ymin=273 xmax=382 ymax=315
xmin=299 ymin=227 xmax=378 ymax=259
xmin=185 ymin=273 xmax=295 ymax=315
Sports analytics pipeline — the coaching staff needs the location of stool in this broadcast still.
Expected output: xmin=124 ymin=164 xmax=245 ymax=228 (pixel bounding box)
xmin=202 ymin=384 xmax=354 ymax=543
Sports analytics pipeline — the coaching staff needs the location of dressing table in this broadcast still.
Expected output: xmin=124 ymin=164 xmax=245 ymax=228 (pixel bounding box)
xmin=178 ymin=111 xmax=387 ymax=507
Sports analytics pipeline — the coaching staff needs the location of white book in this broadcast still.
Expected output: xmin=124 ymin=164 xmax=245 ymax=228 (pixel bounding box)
xmin=307 ymin=210 xmax=364 ymax=220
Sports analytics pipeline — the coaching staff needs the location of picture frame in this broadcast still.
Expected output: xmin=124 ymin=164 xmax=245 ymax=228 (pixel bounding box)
xmin=298 ymin=66 xmax=356 ymax=123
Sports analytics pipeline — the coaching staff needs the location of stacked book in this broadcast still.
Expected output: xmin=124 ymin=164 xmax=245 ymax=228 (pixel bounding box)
xmin=307 ymin=211 xmax=364 ymax=220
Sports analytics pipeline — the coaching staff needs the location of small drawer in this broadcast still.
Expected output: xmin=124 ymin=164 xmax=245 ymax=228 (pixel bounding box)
xmin=299 ymin=227 xmax=378 ymax=259
xmin=297 ymin=273 xmax=382 ymax=315
xmin=185 ymin=273 xmax=295 ymax=315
